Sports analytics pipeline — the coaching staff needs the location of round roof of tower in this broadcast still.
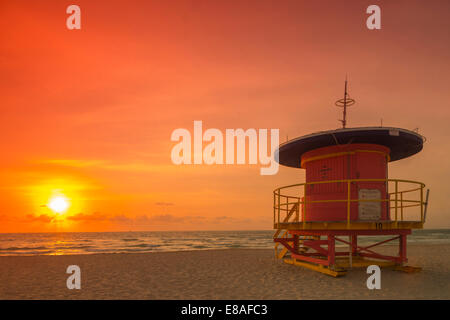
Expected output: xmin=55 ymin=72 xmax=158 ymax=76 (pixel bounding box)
xmin=276 ymin=127 xmax=424 ymax=168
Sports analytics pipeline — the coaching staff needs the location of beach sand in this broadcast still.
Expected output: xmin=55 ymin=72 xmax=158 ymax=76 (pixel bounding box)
xmin=0 ymin=244 xmax=449 ymax=299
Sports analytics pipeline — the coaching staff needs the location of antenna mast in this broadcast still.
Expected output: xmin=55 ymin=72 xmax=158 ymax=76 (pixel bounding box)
xmin=335 ymin=77 xmax=355 ymax=128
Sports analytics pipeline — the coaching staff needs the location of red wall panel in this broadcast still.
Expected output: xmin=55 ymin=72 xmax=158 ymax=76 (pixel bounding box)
xmin=301 ymin=143 xmax=390 ymax=222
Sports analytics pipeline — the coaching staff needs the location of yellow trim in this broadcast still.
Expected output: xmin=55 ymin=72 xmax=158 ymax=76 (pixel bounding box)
xmin=283 ymin=258 xmax=347 ymax=277
xmin=280 ymin=251 xmax=421 ymax=276
xmin=275 ymin=221 xmax=424 ymax=231
xmin=301 ymin=149 xmax=390 ymax=168
xmin=301 ymin=151 xmax=354 ymax=167
xmin=393 ymin=265 xmax=422 ymax=273
xmin=335 ymin=257 xmax=397 ymax=269
xmin=273 ymin=178 xmax=427 ymax=229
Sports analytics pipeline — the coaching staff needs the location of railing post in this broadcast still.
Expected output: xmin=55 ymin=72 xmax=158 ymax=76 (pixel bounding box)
xmin=395 ymin=180 xmax=398 ymax=223
xmin=400 ymin=192 xmax=403 ymax=221
xmin=273 ymin=191 xmax=276 ymax=226
xmin=303 ymin=184 xmax=307 ymax=229
xmin=277 ymin=191 xmax=280 ymax=225
xmin=285 ymin=196 xmax=288 ymax=222
xmin=347 ymin=180 xmax=351 ymax=228
xmin=420 ymin=185 xmax=424 ymax=223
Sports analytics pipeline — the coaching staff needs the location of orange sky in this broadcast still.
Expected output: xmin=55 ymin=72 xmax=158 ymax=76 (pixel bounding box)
xmin=1 ymin=0 xmax=449 ymax=232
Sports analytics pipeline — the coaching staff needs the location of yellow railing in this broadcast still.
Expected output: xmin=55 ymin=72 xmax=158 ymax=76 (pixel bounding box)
xmin=273 ymin=179 xmax=428 ymax=227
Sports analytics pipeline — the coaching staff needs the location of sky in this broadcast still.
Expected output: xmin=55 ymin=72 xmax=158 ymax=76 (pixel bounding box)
xmin=0 ymin=0 xmax=449 ymax=232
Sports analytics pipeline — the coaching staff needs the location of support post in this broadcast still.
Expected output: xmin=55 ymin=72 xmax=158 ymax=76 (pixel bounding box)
xmin=399 ymin=233 xmax=407 ymax=264
xmin=347 ymin=181 xmax=351 ymax=229
xmin=328 ymin=234 xmax=335 ymax=267
xmin=349 ymin=235 xmax=352 ymax=269
xmin=293 ymin=234 xmax=299 ymax=254
xmin=352 ymin=235 xmax=358 ymax=255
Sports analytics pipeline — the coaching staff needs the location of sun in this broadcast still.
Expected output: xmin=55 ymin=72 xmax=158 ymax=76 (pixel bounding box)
xmin=48 ymin=196 xmax=70 ymax=214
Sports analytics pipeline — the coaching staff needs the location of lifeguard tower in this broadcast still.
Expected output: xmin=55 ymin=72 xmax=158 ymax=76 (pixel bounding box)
xmin=273 ymin=81 xmax=430 ymax=277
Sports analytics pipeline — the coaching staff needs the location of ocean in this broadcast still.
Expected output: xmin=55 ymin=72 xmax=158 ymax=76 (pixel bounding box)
xmin=1 ymin=229 xmax=449 ymax=256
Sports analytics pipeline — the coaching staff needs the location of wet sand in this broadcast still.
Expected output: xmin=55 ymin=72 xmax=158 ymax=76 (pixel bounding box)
xmin=0 ymin=244 xmax=449 ymax=299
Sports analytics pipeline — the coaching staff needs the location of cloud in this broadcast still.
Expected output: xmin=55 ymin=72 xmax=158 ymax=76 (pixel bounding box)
xmin=41 ymin=159 xmax=104 ymax=168
xmin=109 ymin=215 xmax=133 ymax=224
xmin=0 ymin=213 xmax=54 ymax=223
xmin=155 ymin=202 xmax=174 ymax=206
xmin=9 ymin=210 xmax=253 ymax=229
xmin=147 ymin=214 xmax=178 ymax=223
xmin=135 ymin=214 xmax=205 ymax=224
xmin=213 ymin=215 xmax=253 ymax=224
xmin=64 ymin=212 xmax=191 ymax=225
xmin=39 ymin=159 xmax=173 ymax=173
xmin=66 ymin=212 xmax=108 ymax=222
xmin=23 ymin=214 xmax=53 ymax=223
xmin=66 ymin=212 xmax=249 ymax=227
xmin=215 ymin=215 xmax=230 ymax=221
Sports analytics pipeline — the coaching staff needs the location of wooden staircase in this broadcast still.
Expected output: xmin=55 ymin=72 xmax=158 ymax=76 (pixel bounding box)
xmin=274 ymin=202 xmax=321 ymax=259
xmin=273 ymin=203 xmax=298 ymax=259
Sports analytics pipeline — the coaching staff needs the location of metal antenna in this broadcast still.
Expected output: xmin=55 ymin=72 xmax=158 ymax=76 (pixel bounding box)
xmin=335 ymin=77 xmax=355 ymax=128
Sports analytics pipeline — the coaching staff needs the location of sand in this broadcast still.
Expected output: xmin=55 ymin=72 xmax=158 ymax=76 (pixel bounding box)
xmin=0 ymin=244 xmax=449 ymax=299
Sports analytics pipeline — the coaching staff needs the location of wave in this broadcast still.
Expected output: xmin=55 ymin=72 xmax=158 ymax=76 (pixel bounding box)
xmin=0 ymin=246 xmax=48 ymax=251
xmin=127 ymin=244 xmax=161 ymax=248
xmin=0 ymin=229 xmax=449 ymax=256
xmin=51 ymin=245 xmax=93 ymax=250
